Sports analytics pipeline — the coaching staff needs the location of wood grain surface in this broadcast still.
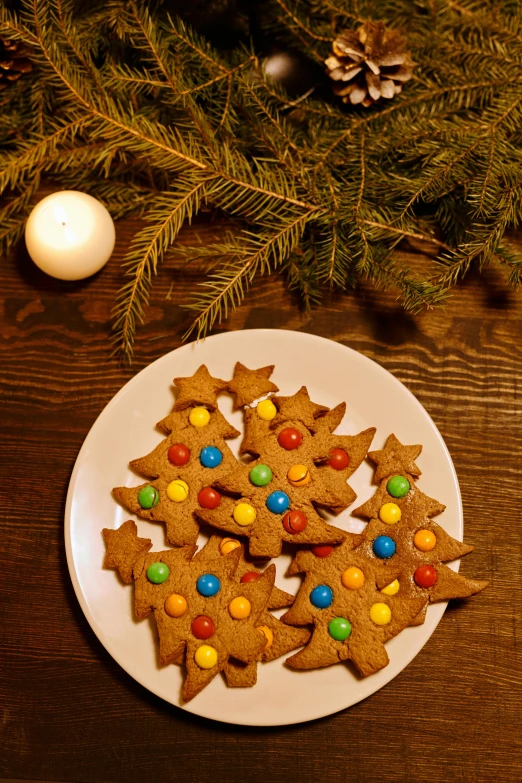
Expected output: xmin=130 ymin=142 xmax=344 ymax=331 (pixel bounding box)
xmin=0 ymin=213 xmax=520 ymax=783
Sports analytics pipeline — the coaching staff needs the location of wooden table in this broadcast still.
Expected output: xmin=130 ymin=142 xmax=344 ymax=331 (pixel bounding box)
xmin=0 ymin=215 xmax=518 ymax=783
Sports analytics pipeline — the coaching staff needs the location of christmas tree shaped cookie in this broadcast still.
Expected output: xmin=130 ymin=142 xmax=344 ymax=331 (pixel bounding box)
xmin=282 ymin=537 xmax=428 ymax=675
xmin=112 ymin=365 xmax=241 ymax=547
xmin=352 ymin=434 xmax=488 ymax=625
xmin=197 ymin=387 xmax=376 ymax=557
xmin=193 ymin=534 xmax=310 ymax=686
xmin=102 ymin=521 xmax=276 ymax=702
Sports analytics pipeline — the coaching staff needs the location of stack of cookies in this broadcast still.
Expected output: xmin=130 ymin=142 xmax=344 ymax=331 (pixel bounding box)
xmin=103 ymin=363 xmax=487 ymax=702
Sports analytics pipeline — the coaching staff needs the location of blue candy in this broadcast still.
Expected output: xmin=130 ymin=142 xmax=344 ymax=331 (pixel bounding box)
xmin=310 ymin=584 xmax=334 ymax=609
xmin=196 ymin=573 xmax=221 ymax=596
xmin=200 ymin=446 xmax=223 ymax=469
xmin=266 ymin=490 xmax=290 ymax=514
xmin=372 ymin=535 xmax=396 ymax=559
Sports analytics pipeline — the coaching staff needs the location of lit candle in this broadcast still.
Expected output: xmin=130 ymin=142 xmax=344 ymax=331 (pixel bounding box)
xmin=25 ymin=190 xmax=116 ymax=281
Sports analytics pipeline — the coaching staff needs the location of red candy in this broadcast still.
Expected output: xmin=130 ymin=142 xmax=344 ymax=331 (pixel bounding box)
xmin=278 ymin=427 xmax=303 ymax=451
xmin=240 ymin=571 xmax=260 ymax=584
xmin=328 ymin=448 xmax=350 ymax=470
xmin=198 ymin=487 xmax=221 ymax=509
xmin=312 ymin=545 xmax=334 ymax=558
xmin=414 ymin=565 xmax=438 ymax=588
xmin=168 ymin=443 xmax=190 ymax=466
xmin=191 ymin=615 xmax=215 ymax=640
xmin=282 ymin=509 xmax=308 ymax=534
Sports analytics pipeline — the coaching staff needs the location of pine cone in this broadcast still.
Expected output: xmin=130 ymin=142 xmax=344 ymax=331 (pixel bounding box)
xmin=325 ymin=22 xmax=414 ymax=107
xmin=0 ymin=38 xmax=33 ymax=91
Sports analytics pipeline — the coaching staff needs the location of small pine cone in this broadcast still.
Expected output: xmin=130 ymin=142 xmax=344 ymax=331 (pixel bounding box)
xmin=325 ymin=21 xmax=414 ymax=107
xmin=0 ymin=38 xmax=33 ymax=91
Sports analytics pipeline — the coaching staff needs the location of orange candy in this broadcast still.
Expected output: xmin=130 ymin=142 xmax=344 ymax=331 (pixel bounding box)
xmin=413 ymin=529 xmax=437 ymax=552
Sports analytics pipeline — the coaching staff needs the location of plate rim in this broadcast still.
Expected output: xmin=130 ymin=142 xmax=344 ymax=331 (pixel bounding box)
xmin=64 ymin=329 xmax=462 ymax=726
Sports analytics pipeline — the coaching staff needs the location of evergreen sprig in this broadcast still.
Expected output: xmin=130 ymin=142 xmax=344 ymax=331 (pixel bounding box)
xmin=1 ymin=0 xmax=522 ymax=359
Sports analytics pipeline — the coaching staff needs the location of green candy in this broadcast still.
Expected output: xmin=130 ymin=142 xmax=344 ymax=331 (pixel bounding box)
xmin=138 ymin=485 xmax=160 ymax=509
xmin=147 ymin=562 xmax=170 ymax=584
xmin=249 ymin=463 xmax=273 ymax=487
xmin=386 ymin=475 xmax=410 ymax=498
xmin=328 ymin=617 xmax=352 ymax=642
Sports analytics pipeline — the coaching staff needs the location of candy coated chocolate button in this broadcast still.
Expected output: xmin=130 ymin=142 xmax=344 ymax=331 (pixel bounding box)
xmin=379 ymin=503 xmax=402 ymax=524
xmin=198 ymin=487 xmax=221 ymax=509
xmin=341 ymin=566 xmax=365 ymax=590
xmin=233 ymin=502 xmax=256 ymax=526
xmin=387 ymin=475 xmax=410 ymax=498
xmin=191 ymin=615 xmax=215 ymax=640
xmin=256 ymin=399 xmax=277 ymax=421
xmin=189 ymin=407 xmax=210 ymax=427
xmin=266 ymin=490 xmax=290 ymax=514
xmin=167 ymin=443 xmax=190 ymax=466
xmin=257 ymin=625 xmax=274 ymax=650
xmin=200 ymin=446 xmax=223 ymax=468
xmin=278 ymin=427 xmax=303 ymax=450
xmin=240 ymin=571 xmax=260 ymax=583
xmin=370 ymin=602 xmax=392 ymax=625
xmin=414 ymin=565 xmax=438 ymax=588
xmin=373 ymin=535 xmax=396 ymax=559
xmin=167 ymin=479 xmax=189 ymax=502
xmin=229 ymin=596 xmax=251 ymax=619
xmin=287 ymin=464 xmax=311 ymax=487
xmin=283 ymin=509 xmax=308 ymax=534
xmin=197 ymin=573 xmax=221 ymax=597
xmin=328 ymin=448 xmax=350 ymax=470
xmin=328 ymin=617 xmax=352 ymax=641
xmin=138 ymin=485 xmax=159 ymax=509
xmin=147 ymin=562 xmax=170 ymax=584
xmin=195 ymin=644 xmax=218 ymax=669
xmin=164 ymin=593 xmax=187 ymax=617
xmin=249 ymin=464 xmax=273 ymax=487
xmin=414 ymin=529 xmax=437 ymax=552
xmin=219 ymin=537 xmax=240 ymax=555
xmin=312 ymin=545 xmax=334 ymax=558
xmin=310 ymin=584 xmax=333 ymax=608
xmin=381 ymin=579 xmax=400 ymax=596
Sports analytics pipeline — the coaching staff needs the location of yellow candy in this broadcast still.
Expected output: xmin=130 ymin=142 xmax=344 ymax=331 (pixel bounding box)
xmin=233 ymin=502 xmax=256 ymax=526
xmin=341 ymin=566 xmax=365 ymax=590
xmin=189 ymin=407 xmax=210 ymax=427
xmin=370 ymin=602 xmax=392 ymax=626
xmin=229 ymin=596 xmax=251 ymax=619
xmin=287 ymin=464 xmax=311 ymax=487
xmin=220 ymin=537 xmax=241 ymax=555
xmin=256 ymin=399 xmax=277 ymax=421
xmin=379 ymin=502 xmax=402 ymax=525
xmin=413 ymin=529 xmax=437 ymax=552
xmin=257 ymin=625 xmax=274 ymax=650
xmin=164 ymin=593 xmax=187 ymax=617
xmin=194 ymin=644 xmax=218 ymax=669
xmin=381 ymin=579 xmax=400 ymax=596
xmin=167 ymin=479 xmax=189 ymax=502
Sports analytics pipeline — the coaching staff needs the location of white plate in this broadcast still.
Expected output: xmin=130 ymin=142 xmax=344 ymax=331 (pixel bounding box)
xmin=65 ymin=329 xmax=462 ymax=726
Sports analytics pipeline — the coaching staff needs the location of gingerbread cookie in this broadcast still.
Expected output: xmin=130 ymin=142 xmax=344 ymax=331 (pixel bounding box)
xmin=352 ymin=434 xmax=488 ymax=624
xmin=197 ymin=389 xmax=375 ymax=557
xmin=103 ymin=522 xmax=275 ymax=702
xmin=113 ymin=401 xmax=240 ymax=547
xmin=283 ymin=537 xmax=427 ymax=675
xmin=194 ymin=534 xmax=310 ymax=686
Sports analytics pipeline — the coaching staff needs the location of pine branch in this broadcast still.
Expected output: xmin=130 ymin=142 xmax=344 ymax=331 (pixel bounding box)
xmin=113 ymin=180 xmax=210 ymax=359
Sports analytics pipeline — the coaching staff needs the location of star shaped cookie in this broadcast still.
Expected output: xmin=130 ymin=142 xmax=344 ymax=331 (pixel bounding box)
xmin=368 ymin=434 xmax=422 ymax=482
xmin=102 ymin=520 xmax=152 ymax=584
xmin=227 ymin=362 xmax=279 ymax=409
xmin=271 ymin=387 xmax=329 ymax=432
xmin=173 ymin=365 xmax=228 ymax=411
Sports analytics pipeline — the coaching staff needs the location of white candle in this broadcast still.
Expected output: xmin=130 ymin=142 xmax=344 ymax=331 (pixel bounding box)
xmin=25 ymin=190 xmax=116 ymax=281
